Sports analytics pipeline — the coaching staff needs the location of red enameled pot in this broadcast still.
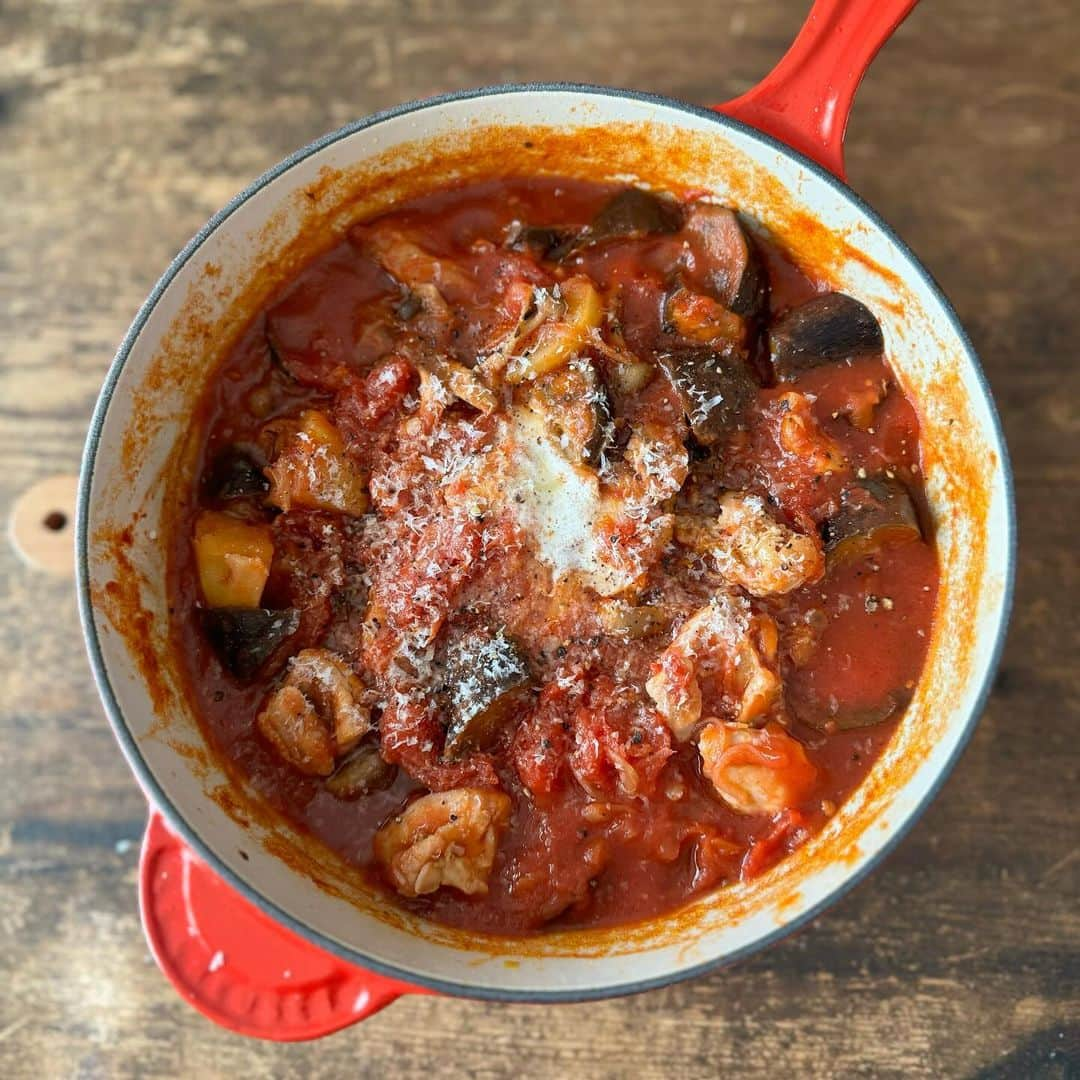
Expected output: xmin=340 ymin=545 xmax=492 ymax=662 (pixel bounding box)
xmin=78 ymin=0 xmax=1015 ymax=1039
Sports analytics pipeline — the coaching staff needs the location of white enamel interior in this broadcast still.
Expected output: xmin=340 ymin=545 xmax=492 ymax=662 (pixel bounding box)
xmin=80 ymin=88 xmax=1012 ymax=1000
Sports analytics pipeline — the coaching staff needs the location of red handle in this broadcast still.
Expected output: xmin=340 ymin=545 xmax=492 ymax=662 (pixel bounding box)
xmin=139 ymin=810 xmax=427 ymax=1041
xmin=716 ymin=0 xmax=918 ymax=180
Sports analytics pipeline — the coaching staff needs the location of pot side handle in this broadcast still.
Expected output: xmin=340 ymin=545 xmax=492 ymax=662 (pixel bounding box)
xmin=715 ymin=0 xmax=919 ymax=180
xmin=139 ymin=809 xmax=427 ymax=1041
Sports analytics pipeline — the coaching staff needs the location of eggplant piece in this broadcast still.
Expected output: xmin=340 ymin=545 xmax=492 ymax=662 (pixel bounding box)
xmin=201 ymin=606 xmax=300 ymax=679
xmin=325 ymin=740 xmax=397 ymax=799
xmin=683 ymin=204 xmax=767 ymax=317
xmin=770 ymin=293 xmax=885 ymax=380
xmin=657 ymin=347 xmax=758 ymax=444
xmin=799 ymin=686 xmax=913 ymax=732
xmin=506 ymin=223 xmax=579 ymax=260
xmin=443 ymin=629 xmax=533 ymax=759
xmin=527 ymin=358 xmax=614 ymax=467
xmin=552 ymin=188 xmax=682 ymax=259
xmin=588 ymin=188 xmax=682 ymax=241
xmin=821 ymin=476 xmax=922 ymax=564
xmin=203 ymin=445 xmax=269 ymax=501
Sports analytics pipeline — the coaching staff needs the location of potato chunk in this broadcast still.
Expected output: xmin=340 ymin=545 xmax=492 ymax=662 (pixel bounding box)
xmin=193 ymin=510 xmax=274 ymax=609
xmin=256 ymin=648 xmax=372 ymax=775
xmin=374 ymin=788 xmax=511 ymax=898
xmin=265 ymin=409 xmax=369 ymax=516
xmin=698 ymin=721 xmax=817 ymax=815
xmin=674 ymin=492 xmax=824 ymax=596
xmin=646 ymin=595 xmax=781 ymax=740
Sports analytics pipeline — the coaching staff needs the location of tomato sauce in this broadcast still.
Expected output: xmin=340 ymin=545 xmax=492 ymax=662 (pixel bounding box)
xmin=170 ymin=177 xmax=938 ymax=935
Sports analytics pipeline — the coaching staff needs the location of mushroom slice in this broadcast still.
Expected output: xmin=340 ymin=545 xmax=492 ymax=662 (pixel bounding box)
xmin=479 ymin=281 xmax=564 ymax=378
xmin=443 ymin=629 xmax=533 ymax=760
xmin=256 ymin=648 xmax=372 ymax=775
xmin=203 ymin=445 xmax=269 ymax=501
xmin=657 ymin=347 xmax=757 ymax=444
xmin=698 ymin=721 xmax=817 ymax=815
xmin=799 ymin=687 xmax=914 ymax=733
xmin=505 ymin=222 xmax=579 ymax=260
xmin=568 ymin=188 xmax=683 ymax=254
xmin=418 ymin=354 xmax=498 ymax=414
xmin=770 ymin=293 xmax=884 ymax=380
xmin=821 ymin=476 xmax=923 ymax=566
xmin=674 ymin=492 xmax=824 ymax=596
xmin=549 ymin=188 xmax=682 ymax=260
xmin=374 ymin=788 xmax=512 ymax=897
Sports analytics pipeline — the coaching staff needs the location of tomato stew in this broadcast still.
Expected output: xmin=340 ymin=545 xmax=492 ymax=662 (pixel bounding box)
xmin=170 ymin=178 xmax=938 ymax=935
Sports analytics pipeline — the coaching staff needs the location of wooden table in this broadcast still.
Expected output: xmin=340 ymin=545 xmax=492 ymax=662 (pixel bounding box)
xmin=2 ymin=1 xmax=1076 ymax=1075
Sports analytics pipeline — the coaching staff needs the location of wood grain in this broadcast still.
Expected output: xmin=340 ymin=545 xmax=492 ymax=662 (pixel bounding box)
xmin=1 ymin=0 xmax=1077 ymax=1076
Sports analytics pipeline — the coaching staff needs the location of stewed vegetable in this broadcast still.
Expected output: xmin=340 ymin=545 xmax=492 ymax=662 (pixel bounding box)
xmin=173 ymin=176 xmax=938 ymax=935
xmin=442 ymin=629 xmax=533 ymax=759
xmin=770 ymin=292 xmax=885 ymax=379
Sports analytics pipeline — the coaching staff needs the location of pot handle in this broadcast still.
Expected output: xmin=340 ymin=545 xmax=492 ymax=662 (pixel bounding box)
xmin=139 ymin=809 xmax=427 ymax=1040
xmin=716 ymin=0 xmax=918 ymax=180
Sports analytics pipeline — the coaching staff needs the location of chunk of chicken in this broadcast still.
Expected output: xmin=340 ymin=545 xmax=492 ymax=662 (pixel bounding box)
xmin=698 ymin=721 xmax=817 ymax=815
xmin=504 ymin=277 xmax=603 ymax=383
xmin=419 ymin=354 xmax=498 ymax=414
xmin=479 ymin=280 xmax=564 ymax=378
xmin=264 ymin=409 xmax=369 ymax=516
xmin=360 ymin=224 xmax=473 ymax=293
xmin=776 ymin=391 xmax=845 ymax=475
xmin=256 ymin=685 xmax=335 ymax=776
xmin=645 ymin=594 xmax=782 ymax=740
xmin=257 ymin=648 xmax=372 ymax=776
xmin=374 ymin=788 xmax=512 ymax=898
xmin=674 ymin=492 xmax=824 ymax=596
xmin=665 ymin=288 xmax=747 ymax=349
xmin=625 ymin=421 xmax=690 ymax=505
